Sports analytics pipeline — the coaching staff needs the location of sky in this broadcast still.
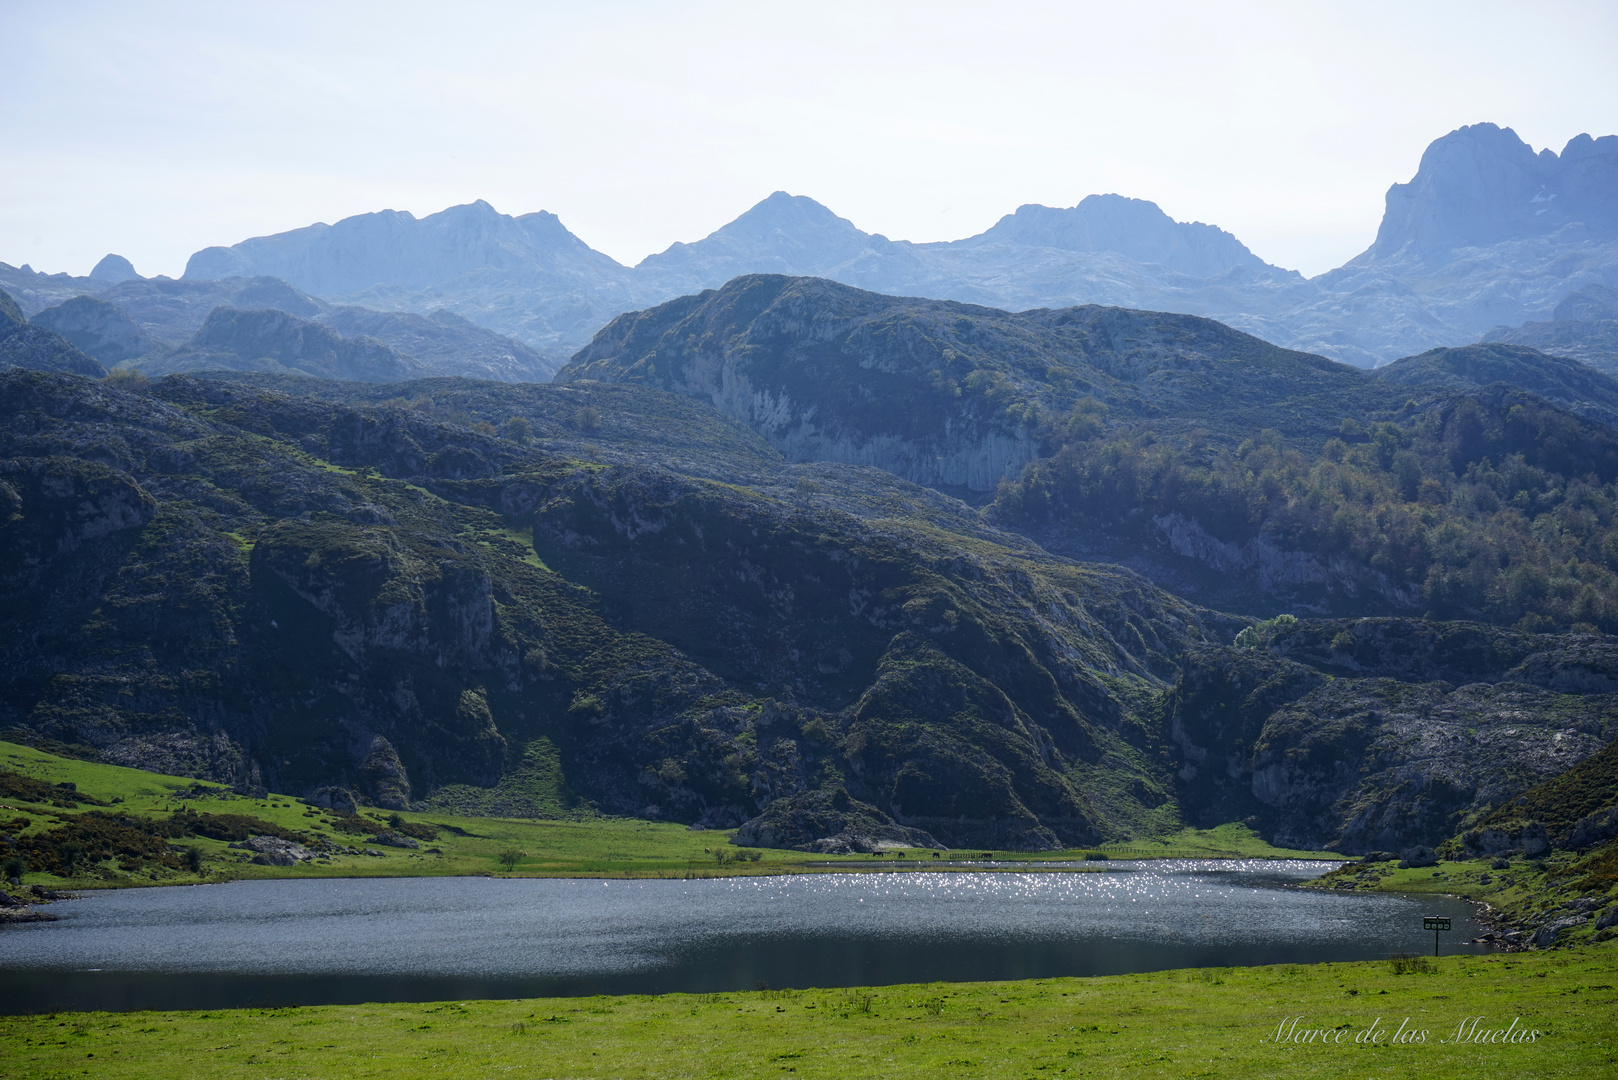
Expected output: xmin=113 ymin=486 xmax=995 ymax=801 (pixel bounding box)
xmin=2 ymin=0 xmax=1615 ymax=280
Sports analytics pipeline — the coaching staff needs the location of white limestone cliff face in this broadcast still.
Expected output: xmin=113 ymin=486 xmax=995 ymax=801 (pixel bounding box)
xmin=1368 ymin=124 xmax=1618 ymax=260
xmin=1151 ymin=513 xmax=1421 ymax=608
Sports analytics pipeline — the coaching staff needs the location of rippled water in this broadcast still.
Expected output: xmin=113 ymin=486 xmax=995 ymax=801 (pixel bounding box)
xmin=0 ymin=860 xmax=1487 ymax=1012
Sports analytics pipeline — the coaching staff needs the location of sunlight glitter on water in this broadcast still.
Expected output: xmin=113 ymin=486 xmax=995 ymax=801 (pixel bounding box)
xmin=0 ymin=859 xmax=1485 ymax=1012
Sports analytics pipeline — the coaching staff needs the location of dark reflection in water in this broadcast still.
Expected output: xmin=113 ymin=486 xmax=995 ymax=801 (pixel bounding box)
xmin=0 ymin=860 xmax=1487 ymax=1013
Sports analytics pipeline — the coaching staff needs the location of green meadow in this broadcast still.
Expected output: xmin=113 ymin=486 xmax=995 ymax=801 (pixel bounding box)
xmin=0 ymin=741 xmax=1333 ymax=886
xmin=1 ymin=945 xmax=1613 ymax=1079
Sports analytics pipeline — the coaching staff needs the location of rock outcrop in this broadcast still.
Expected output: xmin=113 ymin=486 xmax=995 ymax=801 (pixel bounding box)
xmin=88 ymin=254 xmax=141 ymax=285
xmin=0 ymin=287 xmax=106 ymax=378
xmin=31 ymin=295 xmax=160 ymax=365
xmin=730 ymin=788 xmax=939 ymax=853
xmin=147 ymin=306 xmax=424 ymax=381
xmin=1484 ymin=284 xmax=1618 ymax=374
xmin=1168 ymin=621 xmax=1618 ymax=854
xmin=235 ymin=834 xmax=313 ymax=865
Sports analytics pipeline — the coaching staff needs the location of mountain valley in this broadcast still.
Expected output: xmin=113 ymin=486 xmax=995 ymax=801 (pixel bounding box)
xmin=2 ymin=121 xmax=1618 ymax=955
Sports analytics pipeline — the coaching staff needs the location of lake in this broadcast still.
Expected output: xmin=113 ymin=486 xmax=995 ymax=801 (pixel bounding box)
xmin=0 ymin=860 xmax=1488 ymax=1013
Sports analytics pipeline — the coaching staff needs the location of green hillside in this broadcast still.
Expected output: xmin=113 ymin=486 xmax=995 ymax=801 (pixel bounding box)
xmin=8 ymin=278 xmax=1618 ymax=862
xmin=563 ymin=276 xmax=1618 ymax=628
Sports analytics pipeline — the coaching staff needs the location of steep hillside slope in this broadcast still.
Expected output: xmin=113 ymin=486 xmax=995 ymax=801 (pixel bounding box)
xmin=564 ymin=276 xmax=1618 ymax=628
xmin=30 ymin=295 xmax=161 ymax=365
xmin=143 ymin=307 xmax=425 ymax=381
xmin=0 ymin=288 xmax=105 ymax=377
xmin=559 ymin=274 xmax=1362 ymax=489
xmin=1371 ymin=342 xmax=1618 ymax=428
xmin=0 ymin=369 xmax=1246 ymax=848
xmin=1166 ymin=617 xmax=1618 ymax=853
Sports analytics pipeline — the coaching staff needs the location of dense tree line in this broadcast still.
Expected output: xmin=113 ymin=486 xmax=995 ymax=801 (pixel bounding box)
xmin=994 ymin=389 xmax=1618 ymax=632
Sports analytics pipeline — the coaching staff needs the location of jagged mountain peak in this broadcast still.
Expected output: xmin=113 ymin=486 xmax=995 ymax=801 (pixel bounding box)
xmin=1366 ymin=122 xmax=1618 ymax=261
xmin=637 ymin=192 xmax=874 ymax=268
xmin=730 ymin=190 xmax=861 ymax=230
xmin=182 ymin=199 xmax=624 ymax=297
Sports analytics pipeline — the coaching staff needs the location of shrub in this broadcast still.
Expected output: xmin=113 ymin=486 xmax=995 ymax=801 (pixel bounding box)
xmin=102 ymin=367 xmax=150 ymax=390
xmin=1388 ymin=953 xmax=1433 ymax=975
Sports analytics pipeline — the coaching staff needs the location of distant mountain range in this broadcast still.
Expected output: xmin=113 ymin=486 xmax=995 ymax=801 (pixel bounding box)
xmin=2 ymin=122 xmax=1614 ymax=380
xmin=8 ymin=275 xmax=558 ymax=383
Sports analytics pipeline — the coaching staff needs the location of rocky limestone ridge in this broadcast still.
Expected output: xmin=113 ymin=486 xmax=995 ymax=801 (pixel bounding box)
xmin=1483 ymin=284 xmax=1618 ymax=375
xmin=184 ymin=200 xmax=627 ymax=296
xmin=952 ymin=194 xmax=1276 ymax=279
xmin=558 ymin=274 xmax=1347 ymax=493
xmin=7 ymin=121 xmax=1615 ymax=369
xmin=150 ymin=123 xmax=1614 ymax=368
xmin=314 ymin=305 xmax=562 ymax=381
xmin=181 ymin=200 xmax=650 ymax=357
xmin=30 ymin=295 xmax=161 ymax=365
xmin=0 ymin=270 xmax=559 ymax=383
xmin=146 ymin=306 xmax=426 ymax=381
xmin=0 ymin=287 xmax=106 ymax=378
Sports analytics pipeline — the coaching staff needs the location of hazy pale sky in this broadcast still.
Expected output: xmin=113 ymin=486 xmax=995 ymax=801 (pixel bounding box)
xmin=2 ymin=0 xmax=1615 ymax=280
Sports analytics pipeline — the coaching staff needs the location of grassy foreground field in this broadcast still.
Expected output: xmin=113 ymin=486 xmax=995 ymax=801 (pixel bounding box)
xmin=0 ymin=741 xmax=1335 ymax=890
xmin=1 ymin=944 xmax=1614 ymax=1079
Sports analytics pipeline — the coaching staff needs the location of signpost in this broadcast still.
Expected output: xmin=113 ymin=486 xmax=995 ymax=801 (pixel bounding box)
xmin=1424 ymin=916 xmax=1451 ymax=957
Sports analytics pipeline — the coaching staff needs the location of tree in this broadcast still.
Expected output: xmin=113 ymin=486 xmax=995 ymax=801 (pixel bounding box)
xmin=501 ymin=417 xmax=533 ymax=445
xmin=497 ymin=849 xmax=526 ymax=872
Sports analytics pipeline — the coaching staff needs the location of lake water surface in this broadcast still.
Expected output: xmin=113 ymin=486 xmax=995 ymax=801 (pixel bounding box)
xmin=0 ymin=860 xmax=1488 ymax=1013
